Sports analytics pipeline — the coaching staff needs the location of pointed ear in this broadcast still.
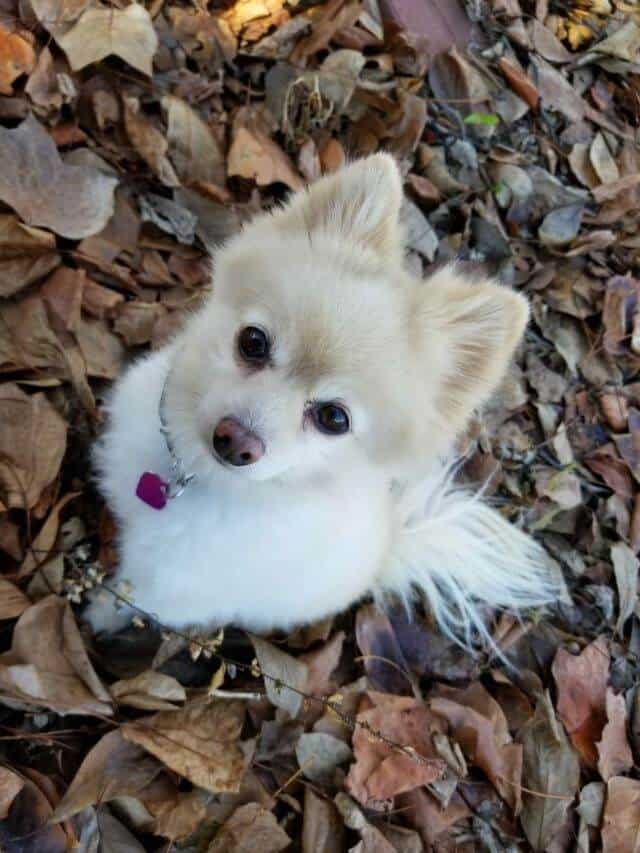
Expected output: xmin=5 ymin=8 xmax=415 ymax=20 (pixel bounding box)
xmin=278 ymin=153 xmax=404 ymax=261
xmin=416 ymin=266 xmax=530 ymax=433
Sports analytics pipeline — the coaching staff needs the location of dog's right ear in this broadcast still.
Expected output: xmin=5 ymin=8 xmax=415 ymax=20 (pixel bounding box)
xmin=277 ymin=154 xmax=403 ymax=262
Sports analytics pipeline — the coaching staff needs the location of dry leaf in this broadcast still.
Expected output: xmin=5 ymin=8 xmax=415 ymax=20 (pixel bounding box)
xmin=597 ymin=688 xmax=634 ymax=781
xmin=590 ymin=133 xmax=620 ymax=185
xmin=0 ymin=772 xmax=68 ymax=852
xmin=302 ymin=787 xmax=344 ymax=853
xmin=122 ymin=697 xmax=248 ymax=793
xmin=0 ymin=26 xmax=35 ymax=95
xmin=0 ymin=767 xmax=24 ymax=819
xmin=552 ymin=636 xmax=609 ymax=767
xmin=52 ymin=729 xmax=162 ymax=821
xmin=519 ymin=691 xmax=580 ymax=851
xmin=0 ymin=115 xmax=118 ymax=239
xmin=430 ymin=682 xmax=523 ymax=812
xmin=296 ymin=732 xmax=353 ymax=784
xmin=0 ymin=383 xmax=67 ymax=511
xmin=110 ymin=670 xmax=186 ymax=710
xmin=57 ymin=3 xmax=157 ymax=74
xmin=0 ymin=577 xmax=31 ymax=620
xmin=208 ymin=802 xmax=291 ymax=852
xmin=228 ymin=110 xmax=303 ymax=190
xmin=592 ymin=19 xmax=640 ymax=61
xmin=162 ymin=95 xmax=226 ymax=186
xmin=123 ymin=96 xmax=180 ymax=187
xmin=601 ymin=776 xmax=640 ymax=853
xmin=611 ymin=541 xmax=639 ymax=634
xmin=0 ymin=215 xmax=59 ymax=297
xmin=346 ymin=693 xmax=445 ymax=809
xmin=19 ymin=492 xmax=79 ymax=578
xmin=250 ymin=633 xmax=309 ymax=717
xmin=0 ymin=595 xmax=112 ymax=715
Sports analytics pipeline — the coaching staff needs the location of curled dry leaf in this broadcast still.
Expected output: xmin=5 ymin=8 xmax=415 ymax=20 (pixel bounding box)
xmin=0 ymin=772 xmax=68 ymax=853
xmin=52 ymin=728 xmax=163 ymax=821
xmin=597 ymin=688 xmax=634 ymax=782
xmin=601 ymin=776 xmax=640 ymax=853
xmin=110 ymin=670 xmax=187 ymax=710
xmin=123 ymin=96 xmax=180 ymax=188
xmin=208 ymin=802 xmax=291 ymax=853
xmin=250 ymin=633 xmax=309 ymax=717
xmin=228 ymin=109 xmax=303 ymax=191
xmin=0 ymin=115 xmax=118 ymax=239
xmin=0 ymin=768 xmax=23 ymax=820
xmin=519 ymin=691 xmax=580 ymax=852
xmin=0 ymin=215 xmax=59 ymax=297
xmin=0 ymin=595 xmax=112 ymax=715
xmin=18 ymin=491 xmax=79 ymax=579
xmin=346 ymin=692 xmax=445 ymax=810
xmin=552 ymin=635 xmax=609 ymax=767
xmin=302 ymin=787 xmax=344 ymax=853
xmin=0 ymin=577 xmax=31 ymax=620
xmin=430 ymin=682 xmax=523 ymax=813
xmin=0 ymin=26 xmax=35 ymax=95
xmin=0 ymin=383 xmax=66 ymax=511
xmin=162 ymin=95 xmax=226 ymax=187
xmin=611 ymin=541 xmax=639 ymax=635
xmin=57 ymin=3 xmax=157 ymax=74
xmin=122 ymin=697 xmax=249 ymax=793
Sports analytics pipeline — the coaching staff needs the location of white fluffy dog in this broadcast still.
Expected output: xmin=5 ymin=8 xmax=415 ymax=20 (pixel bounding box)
xmin=86 ymin=154 xmax=562 ymax=643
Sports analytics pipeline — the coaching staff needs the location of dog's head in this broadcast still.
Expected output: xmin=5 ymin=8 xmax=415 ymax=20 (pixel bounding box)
xmin=165 ymin=154 xmax=528 ymax=484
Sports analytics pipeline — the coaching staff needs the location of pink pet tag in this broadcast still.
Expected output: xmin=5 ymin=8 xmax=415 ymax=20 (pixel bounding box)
xmin=136 ymin=472 xmax=169 ymax=510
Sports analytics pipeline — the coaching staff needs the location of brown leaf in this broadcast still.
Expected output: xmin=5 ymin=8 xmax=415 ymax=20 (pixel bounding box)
xmin=355 ymin=603 xmax=413 ymax=694
xmin=18 ymin=491 xmax=79 ymax=579
xmin=302 ymin=787 xmax=344 ymax=853
xmin=531 ymin=19 xmax=572 ymax=62
xmin=0 ymin=383 xmax=66 ymax=511
xmin=602 ymin=275 xmax=640 ymax=356
xmin=76 ymin=316 xmax=125 ymax=379
xmin=57 ymin=3 xmax=157 ymax=74
xmin=52 ymin=728 xmax=162 ymax=821
xmin=0 ymin=26 xmax=35 ymax=95
xmin=208 ymin=802 xmax=291 ymax=852
xmin=110 ymin=670 xmax=186 ymax=710
xmin=601 ymin=776 xmax=640 ymax=853
xmin=0 ymin=115 xmax=118 ymax=239
xmin=597 ymin=688 xmax=634 ymax=782
xmin=123 ymin=96 xmax=180 ymax=187
xmin=431 ymin=682 xmax=523 ymax=812
xmin=162 ymin=95 xmax=225 ymax=187
xmin=346 ymin=693 xmax=445 ymax=809
xmin=552 ymin=636 xmax=609 ymax=767
xmin=122 ymin=697 xmax=249 ymax=793
xmin=519 ymin=691 xmax=580 ymax=851
xmin=498 ymin=57 xmax=539 ymax=110
xmin=0 ymin=773 xmax=68 ymax=852
xmin=0 ymin=577 xmax=30 ymax=619
xmin=0 ymin=215 xmax=59 ymax=297
xmin=250 ymin=633 xmax=309 ymax=717
xmin=611 ymin=541 xmax=639 ymax=635
xmin=592 ymin=19 xmax=640 ymax=62
xmin=228 ymin=110 xmax=303 ymax=191
xmin=291 ymin=0 xmax=363 ymax=63
xmin=0 ymin=595 xmax=111 ymax=716
xmin=0 ymin=767 xmax=24 ymax=819
xmin=114 ymin=301 xmax=167 ymax=347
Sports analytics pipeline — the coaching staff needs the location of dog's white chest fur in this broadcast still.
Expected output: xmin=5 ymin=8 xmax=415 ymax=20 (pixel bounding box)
xmin=88 ymin=349 xmax=391 ymax=634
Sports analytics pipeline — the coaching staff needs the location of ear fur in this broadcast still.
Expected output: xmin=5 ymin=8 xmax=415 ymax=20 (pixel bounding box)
xmin=278 ymin=153 xmax=404 ymax=262
xmin=414 ymin=265 xmax=529 ymax=434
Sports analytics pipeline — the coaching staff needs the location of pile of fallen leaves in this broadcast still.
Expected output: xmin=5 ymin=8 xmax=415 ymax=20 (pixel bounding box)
xmin=1 ymin=0 xmax=640 ymax=848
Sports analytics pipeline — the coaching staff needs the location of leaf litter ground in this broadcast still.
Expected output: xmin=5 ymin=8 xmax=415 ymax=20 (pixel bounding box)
xmin=1 ymin=0 xmax=640 ymax=850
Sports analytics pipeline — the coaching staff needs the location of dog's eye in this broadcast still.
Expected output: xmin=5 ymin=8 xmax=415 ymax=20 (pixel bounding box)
xmin=313 ymin=403 xmax=350 ymax=435
xmin=238 ymin=326 xmax=269 ymax=364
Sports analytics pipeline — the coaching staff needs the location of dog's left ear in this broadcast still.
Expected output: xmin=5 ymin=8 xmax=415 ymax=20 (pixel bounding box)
xmin=414 ymin=266 xmax=530 ymax=435
xmin=279 ymin=153 xmax=403 ymax=262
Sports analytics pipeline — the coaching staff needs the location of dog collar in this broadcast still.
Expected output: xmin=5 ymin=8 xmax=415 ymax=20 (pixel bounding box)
xmin=135 ymin=370 xmax=196 ymax=510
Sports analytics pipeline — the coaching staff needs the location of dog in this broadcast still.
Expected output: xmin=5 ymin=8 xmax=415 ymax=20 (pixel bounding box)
xmin=85 ymin=153 xmax=563 ymax=645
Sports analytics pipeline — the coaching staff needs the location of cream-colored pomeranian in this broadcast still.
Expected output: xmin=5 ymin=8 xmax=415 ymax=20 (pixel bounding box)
xmin=86 ymin=154 xmax=563 ymax=644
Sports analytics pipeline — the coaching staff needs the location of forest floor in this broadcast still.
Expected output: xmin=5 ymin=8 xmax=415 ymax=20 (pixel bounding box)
xmin=1 ymin=0 xmax=640 ymax=850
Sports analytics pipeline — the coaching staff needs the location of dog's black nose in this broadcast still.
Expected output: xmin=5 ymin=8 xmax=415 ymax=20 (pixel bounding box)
xmin=213 ymin=417 xmax=264 ymax=466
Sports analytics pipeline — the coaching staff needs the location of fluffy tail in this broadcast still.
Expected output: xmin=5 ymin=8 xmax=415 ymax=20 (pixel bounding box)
xmin=375 ymin=464 xmax=567 ymax=649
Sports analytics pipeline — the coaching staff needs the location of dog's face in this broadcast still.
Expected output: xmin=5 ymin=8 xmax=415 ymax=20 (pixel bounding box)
xmin=165 ymin=155 xmax=529 ymax=484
